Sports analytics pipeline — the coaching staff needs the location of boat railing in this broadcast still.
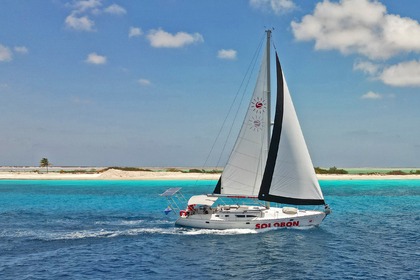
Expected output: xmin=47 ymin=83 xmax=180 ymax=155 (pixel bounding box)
xmin=160 ymin=188 xmax=187 ymax=213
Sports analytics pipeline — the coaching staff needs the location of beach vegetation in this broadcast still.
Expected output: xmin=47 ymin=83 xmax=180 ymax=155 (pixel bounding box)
xmin=386 ymin=170 xmax=407 ymax=175
xmin=205 ymin=169 xmax=223 ymax=174
xmin=39 ymin=158 xmax=50 ymax=173
xmin=101 ymin=167 xmax=153 ymax=172
xmin=187 ymin=168 xmax=205 ymax=173
xmin=166 ymin=168 xmax=182 ymax=172
xmin=315 ymin=166 xmax=348 ymax=174
xmin=184 ymin=168 xmax=221 ymax=173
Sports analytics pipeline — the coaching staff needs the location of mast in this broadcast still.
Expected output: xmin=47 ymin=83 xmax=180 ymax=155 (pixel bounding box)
xmin=265 ymin=29 xmax=271 ymax=209
xmin=265 ymin=29 xmax=271 ymax=160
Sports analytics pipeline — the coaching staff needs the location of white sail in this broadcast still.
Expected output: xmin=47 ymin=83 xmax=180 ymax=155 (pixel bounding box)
xmin=258 ymin=55 xmax=324 ymax=205
xmin=218 ymin=47 xmax=269 ymax=196
xmin=268 ymin=77 xmax=323 ymax=201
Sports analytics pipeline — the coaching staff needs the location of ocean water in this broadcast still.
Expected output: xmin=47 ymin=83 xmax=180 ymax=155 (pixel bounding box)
xmin=0 ymin=180 xmax=419 ymax=279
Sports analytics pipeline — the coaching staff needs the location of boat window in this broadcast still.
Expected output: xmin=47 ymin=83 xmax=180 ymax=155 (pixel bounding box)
xmin=215 ymin=215 xmax=219 ymax=217
xmin=225 ymin=215 xmax=229 ymax=217
xmin=246 ymin=215 xmax=257 ymax=217
xmin=236 ymin=215 xmax=246 ymax=218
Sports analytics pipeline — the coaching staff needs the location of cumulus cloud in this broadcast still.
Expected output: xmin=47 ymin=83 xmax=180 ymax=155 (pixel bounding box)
xmin=379 ymin=60 xmax=420 ymax=87
xmin=291 ymin=0 xmax=420 ymax=60
xmin=250 ymin=0 xmax=296 ymax=14
xmin=147 ymin=29 xmax=204 ymax=48
xmin=361 ymin=91 xmax=382 ymax=100
xmin=129 ymin=27 xmax=143 ymax=38
xmin=138 ymin=79 xmax=151 ymax=86
xmin=0 ymin=44 xmax=30 ymax=62
xmin=65 ymin=0 xmax=126 ymax=31
xmin=85 ymin=52 xmax=107 ymax=64
xmin=104 ymin=4 xmax=126 ymax=15
xmin=353 ymin=60 xmax=380 ymax=75
xmin=65 ymin=13 xmax=95 ymax=31
xmin=354 ymin=59 xmax=420 ymax=88
xmin=0 ymin=44 xmax=13 ymax=62
xmin=70 ymin=0 xmax=102 ymax=13
xmin=217 ymin=49 xmax=237 ymax=60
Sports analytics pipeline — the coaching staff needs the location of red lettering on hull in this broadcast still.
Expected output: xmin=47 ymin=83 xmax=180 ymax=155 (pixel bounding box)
xmin=255 ymin=221 xmax=299 ymax=229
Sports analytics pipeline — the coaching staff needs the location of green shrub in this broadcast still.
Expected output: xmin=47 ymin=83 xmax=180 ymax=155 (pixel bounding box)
xmin=386 ymin=170 xmax=407 ymax=175
xmin=315 ymin=166 xmax=348 ymax=174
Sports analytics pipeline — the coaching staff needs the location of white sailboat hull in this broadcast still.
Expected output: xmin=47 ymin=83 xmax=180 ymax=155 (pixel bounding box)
xmin=175 ymin=206 xmax=327 ymax=230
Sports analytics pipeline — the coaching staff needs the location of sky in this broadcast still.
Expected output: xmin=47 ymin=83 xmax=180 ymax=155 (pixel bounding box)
xmin=1 ymin=0 xmax=419 ymax=168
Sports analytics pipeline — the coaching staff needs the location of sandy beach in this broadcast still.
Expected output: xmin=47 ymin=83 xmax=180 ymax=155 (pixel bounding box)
xmin=0 ymin=168 xmax=420 ymax=180
xmin=0 ymin=169 xmax=220 ymax=180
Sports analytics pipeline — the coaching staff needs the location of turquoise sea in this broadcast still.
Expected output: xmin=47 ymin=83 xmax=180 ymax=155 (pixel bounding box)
xmin=0 ymin=179 xmax=419 ymax=279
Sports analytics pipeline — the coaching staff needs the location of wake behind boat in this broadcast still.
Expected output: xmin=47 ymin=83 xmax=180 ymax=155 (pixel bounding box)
xmin=162 ymin=30 xmax=331 ymax=230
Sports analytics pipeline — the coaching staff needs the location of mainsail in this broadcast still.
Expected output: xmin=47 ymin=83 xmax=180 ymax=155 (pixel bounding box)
xmin=214 ymin=45 xmax=270 ymax=196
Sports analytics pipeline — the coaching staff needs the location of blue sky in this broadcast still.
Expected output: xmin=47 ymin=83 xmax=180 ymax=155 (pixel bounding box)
xmin=1 ymin=0 xmax=419 ymax=168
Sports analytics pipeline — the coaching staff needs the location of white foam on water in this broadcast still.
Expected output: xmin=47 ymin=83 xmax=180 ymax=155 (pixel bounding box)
xmin=94 ymin=220 xmax=145 ymax=226
xmin=178 ymin=228 xmax=258 ymax=235
xmin=291 ymin=225 xmax=317 ymax=230
xmin=119 ymin=220 xmax=146 ymax=225
xmin=53 ymin=229 xmax=116 ymax=240
xmin=45 ymin=227 xmax=179 ymax=240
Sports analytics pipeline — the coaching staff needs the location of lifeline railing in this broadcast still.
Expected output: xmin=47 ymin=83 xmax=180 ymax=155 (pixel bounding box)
xmin=160 ymin=188 xmax=187 ymax=214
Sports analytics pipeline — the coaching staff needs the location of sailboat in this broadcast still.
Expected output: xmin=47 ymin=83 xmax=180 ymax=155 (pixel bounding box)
xmin=162 ymin=30 xmax=331 ymax=230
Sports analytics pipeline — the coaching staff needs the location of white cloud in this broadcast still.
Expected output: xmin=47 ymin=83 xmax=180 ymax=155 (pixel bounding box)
xmin=14 ymin=46 xmax=29 ymax=54
xmin=129 ymin=27 xmax=143 ymax=38
xmin=71 ymin=0 xmax=102 ymax=13
xmin=147 ymin=29 xmax=204 ymax=48
xmin=250 ymin=0 xmax=296 ymax=14
xmin=65 ymin=1 xmax=126 ymax=32
xmin=353 ymin=60 xmax=380 ymax=75
xmin=361 ymin=91 xmax=382 ymax=100
xmin=138 ymin=79 xmax=151 ymax=86
xmin=85 ymin=52 xmax=107 ymax=64
xmin=0 ymin=44 xmax=12 ymax=62
xmin=217 ymin=49 xmax=237 ymax=60
xmin=65 ymin=13 xmax=95 ymax=31
xmin=104 ymin=4 xmax=126 ymax=15
xmin=379 ymin=60 xmax=420 ymax=87
xmin=291 ymin=0 xmax=420 ymax=60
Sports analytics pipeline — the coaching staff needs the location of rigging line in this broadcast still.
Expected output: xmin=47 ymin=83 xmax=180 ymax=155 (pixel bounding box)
xmin=214 ymin=34 xmax=266 ymax=169
xmin=200 ymin=33 xmax=266 ymax=171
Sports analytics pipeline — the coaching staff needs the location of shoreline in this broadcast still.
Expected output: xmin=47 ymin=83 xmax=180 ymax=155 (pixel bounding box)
xmin=0 ymin=169 xmax=420 ymax=181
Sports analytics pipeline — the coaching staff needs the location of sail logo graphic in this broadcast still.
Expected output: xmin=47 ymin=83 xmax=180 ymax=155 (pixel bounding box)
xmin=249 ymin=116 xmax=264 ymax=131
xmin=251 ymin=97 xmax=266 ymax=114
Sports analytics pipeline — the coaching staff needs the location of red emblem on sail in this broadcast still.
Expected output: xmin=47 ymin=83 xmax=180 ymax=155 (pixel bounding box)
xmin=251 ymin=97 xmax=266 ymax=113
